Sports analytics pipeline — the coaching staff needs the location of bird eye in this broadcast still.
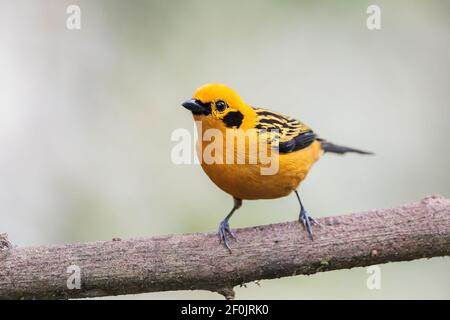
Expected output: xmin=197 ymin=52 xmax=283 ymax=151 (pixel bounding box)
xmin=215 ymin=100 xmax=227 ymax=112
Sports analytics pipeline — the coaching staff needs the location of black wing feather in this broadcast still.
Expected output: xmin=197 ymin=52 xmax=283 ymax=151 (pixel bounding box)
xmin=279 ymin=131 xmax=317 ymax=153
xmin=253 ymin=107 xmax=317 ymax=154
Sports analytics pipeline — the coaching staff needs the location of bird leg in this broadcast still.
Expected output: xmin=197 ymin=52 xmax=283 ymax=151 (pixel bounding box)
xmin=218 ymin=197 xmax=242 ymax=252
xmin=295 ymin=190 xmax=319 ymax=240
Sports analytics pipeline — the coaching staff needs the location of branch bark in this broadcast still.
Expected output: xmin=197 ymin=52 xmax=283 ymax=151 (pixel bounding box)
xmin=0 ymin=195 xmax=449 ymax=299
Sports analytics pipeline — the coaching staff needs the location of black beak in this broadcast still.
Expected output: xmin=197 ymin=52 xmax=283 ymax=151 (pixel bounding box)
xmin=182 ymin=99 xmax=208 ymax=115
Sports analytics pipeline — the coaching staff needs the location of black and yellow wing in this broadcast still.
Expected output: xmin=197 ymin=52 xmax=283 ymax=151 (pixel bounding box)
xmin=253 ymin=108 xmax=317 ymax=153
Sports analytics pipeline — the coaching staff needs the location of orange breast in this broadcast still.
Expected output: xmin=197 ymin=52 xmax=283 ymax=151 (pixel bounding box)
xmin=197 ymin=123 xmax=323 ymax=200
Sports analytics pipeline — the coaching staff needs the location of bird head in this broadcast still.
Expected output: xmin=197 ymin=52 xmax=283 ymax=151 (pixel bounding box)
xmin=182 ymin=84 xmax=256 ymax=129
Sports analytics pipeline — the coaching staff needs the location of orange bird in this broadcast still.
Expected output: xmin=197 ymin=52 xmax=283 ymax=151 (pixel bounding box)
xmin=182 ymin=84 xmax=372 ymax=251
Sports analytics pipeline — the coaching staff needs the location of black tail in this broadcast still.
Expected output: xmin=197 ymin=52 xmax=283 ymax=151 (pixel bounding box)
xmin=320 ymin=140 xmax=373 ymax=155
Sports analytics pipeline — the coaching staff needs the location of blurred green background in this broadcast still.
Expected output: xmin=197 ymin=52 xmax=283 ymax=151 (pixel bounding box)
xmin=0 ymin=0 xmax=449 ymax=299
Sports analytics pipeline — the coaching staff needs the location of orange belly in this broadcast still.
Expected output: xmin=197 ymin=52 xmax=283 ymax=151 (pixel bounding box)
xmin=199 ymin=140 xmax=323 ymax=200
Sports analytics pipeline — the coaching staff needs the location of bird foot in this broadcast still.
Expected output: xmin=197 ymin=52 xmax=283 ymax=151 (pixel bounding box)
xmin=218 ymin=220 xmax=236 ymax=253
xmin=299 ymin=209 xmax=319 ymax=240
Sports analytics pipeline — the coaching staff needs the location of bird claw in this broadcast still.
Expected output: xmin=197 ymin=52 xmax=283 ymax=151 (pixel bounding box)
xmin=218 ymin=220 xmax=236 ymax=253
xmin=299 ymin=209 xmax=318 ymax=240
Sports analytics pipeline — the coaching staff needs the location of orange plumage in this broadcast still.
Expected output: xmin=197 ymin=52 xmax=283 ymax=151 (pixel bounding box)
xmin=182 ymin=84 xmax=371 ymax=251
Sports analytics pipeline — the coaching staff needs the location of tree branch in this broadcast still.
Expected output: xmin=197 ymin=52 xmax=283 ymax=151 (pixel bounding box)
xmin=0 ymin=195 xmax=449 ymax=299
